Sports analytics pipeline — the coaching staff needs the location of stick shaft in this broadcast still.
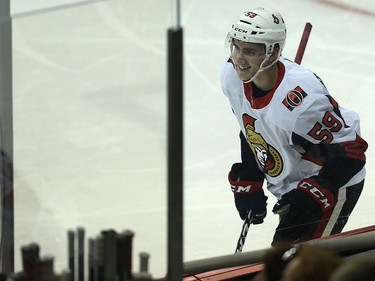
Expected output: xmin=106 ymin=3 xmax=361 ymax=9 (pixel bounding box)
xmin=235 ymin=211 xmax=253 ymax=253
xmin=294 ymin=22 xmax=313 ymax=65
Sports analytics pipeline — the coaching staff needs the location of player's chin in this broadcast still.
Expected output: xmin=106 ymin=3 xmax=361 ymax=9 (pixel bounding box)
xmin=236 ymin=70 xmax=252 ymax=81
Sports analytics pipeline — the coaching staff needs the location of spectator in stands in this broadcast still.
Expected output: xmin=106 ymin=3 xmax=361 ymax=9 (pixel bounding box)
xmin=253 ymin=244 xmax=342 ymax=281
xmin=253 ymin=242 xmax=292 ymax=281
xmin=279 ymin=245 xmax=342 ymax=281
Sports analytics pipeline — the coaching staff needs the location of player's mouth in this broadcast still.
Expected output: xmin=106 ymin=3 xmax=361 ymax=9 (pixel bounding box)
xmin=237 ymin=64 xmax=250 ymax=71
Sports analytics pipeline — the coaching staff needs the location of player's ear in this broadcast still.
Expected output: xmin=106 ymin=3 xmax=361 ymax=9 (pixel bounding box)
xmin=269 ymin=44 xmax=280 ymax=61
xmin=265 ymin=44 xmax=280 ymax=67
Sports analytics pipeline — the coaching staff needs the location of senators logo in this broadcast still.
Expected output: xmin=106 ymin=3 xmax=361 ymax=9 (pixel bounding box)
xmin=242 ymin=114 xmax=283 ymax=177
xmin=282 ymin=86 xmax=307 ymax=111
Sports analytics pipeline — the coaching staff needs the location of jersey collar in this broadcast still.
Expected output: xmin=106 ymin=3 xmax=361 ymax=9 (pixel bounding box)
xmin=243 ymin=60 xmax=285 ymax=109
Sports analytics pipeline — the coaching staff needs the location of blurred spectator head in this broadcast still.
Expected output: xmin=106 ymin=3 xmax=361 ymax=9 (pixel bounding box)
xmin=280 ymin=244 xmax=342 ymax=281
xmin=253 ymin=242 xmax=295 ymax=281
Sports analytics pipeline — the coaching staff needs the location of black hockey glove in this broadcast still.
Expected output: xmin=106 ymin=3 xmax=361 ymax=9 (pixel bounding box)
xmin=272 ymin=177 xmax=337 ymax=244
xmin=229 ymin=163 xmax=267 ymax=224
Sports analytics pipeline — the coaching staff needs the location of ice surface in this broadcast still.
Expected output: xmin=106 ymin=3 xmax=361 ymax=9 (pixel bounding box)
xmin=9 ymin=0 xmax=375 ymax=278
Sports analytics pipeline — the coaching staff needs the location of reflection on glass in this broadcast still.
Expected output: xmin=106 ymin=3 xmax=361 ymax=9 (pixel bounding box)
xmin=13 ymin=0 xmax=168 ymax=278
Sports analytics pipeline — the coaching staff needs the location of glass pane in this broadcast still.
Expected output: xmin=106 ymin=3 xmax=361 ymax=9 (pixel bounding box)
xmin=13 ymin=0 xmax=168 ymax=278
xmin=182 ymin=0 xmax=375 ymax=267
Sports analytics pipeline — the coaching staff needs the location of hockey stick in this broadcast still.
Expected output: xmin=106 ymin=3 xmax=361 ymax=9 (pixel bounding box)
xmin=294 ymin=22 xmax=313 ymax=65
xmin=235 ymin=210 xmax=253 ymax=253
xmin=234 ymin=23 xmax=313 ymax=254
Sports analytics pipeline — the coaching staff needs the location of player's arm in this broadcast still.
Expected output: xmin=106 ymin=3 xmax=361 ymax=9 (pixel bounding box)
xmin=290 ymin=94 xmax=367 ymax=196
xmin=229 ymin=131 xmax=268 ymax=224
xmin=291 ymin=133 xmax=367 ymax=190
xmin=275 ymin=131 xmax=367 ymax=212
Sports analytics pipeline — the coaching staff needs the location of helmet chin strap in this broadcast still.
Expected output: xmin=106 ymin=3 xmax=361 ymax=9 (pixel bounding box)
xmin=242 ymin=53 xmax=278 ymax=84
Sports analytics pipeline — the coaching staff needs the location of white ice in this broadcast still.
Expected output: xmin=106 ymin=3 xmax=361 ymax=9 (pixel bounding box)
xmin=9 ymin=0 xmax=375 ymax=279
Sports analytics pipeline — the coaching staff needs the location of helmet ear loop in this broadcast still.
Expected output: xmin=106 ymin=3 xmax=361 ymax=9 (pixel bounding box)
xmin=225 ymin=35 xmax=237 ymax=66
xmin=263 ymin=45 xmax=280 ymax=68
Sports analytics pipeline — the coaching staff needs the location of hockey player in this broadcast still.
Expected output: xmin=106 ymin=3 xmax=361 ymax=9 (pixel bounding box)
xmin=221 ymin=7 xmax=368 ymax=244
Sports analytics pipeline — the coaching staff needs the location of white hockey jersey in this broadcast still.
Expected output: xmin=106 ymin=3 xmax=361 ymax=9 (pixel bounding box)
xmin=221 ymin=57 xmax=367 ymax=199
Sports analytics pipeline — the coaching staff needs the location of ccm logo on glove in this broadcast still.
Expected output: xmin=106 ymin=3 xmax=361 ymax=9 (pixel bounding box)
xmin=229 ymin=173 xmax=263 ymax=193
xmin=297 ymin=179 xmax=335 ymax=210
xmin=231 ymin=183 xmax=262 ymax=193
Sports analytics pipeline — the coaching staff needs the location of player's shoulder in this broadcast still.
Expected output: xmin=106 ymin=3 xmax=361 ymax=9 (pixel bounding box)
xmin=269 ymin=58 xmax=331 ymax=126
xmin=280 ymin=57 xmax=319 ymax=83
xmin=278 ymin=57 xmax=329 ymax=105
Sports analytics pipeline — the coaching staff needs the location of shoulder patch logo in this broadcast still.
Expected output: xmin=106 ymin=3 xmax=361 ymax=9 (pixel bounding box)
xmin=282 ymin=86 xmax=307 ymax=111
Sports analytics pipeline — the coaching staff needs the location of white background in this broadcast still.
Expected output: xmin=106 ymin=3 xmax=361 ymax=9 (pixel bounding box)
xmin=10 ymin=0 xmax=375 ymax=278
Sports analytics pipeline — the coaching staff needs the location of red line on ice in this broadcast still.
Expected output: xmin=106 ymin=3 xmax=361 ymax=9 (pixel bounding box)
xmin=314 ymin=0 xmax=375 ymax=18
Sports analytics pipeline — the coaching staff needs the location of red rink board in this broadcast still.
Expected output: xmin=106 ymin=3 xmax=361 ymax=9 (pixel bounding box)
xmin=183 ymin=225 xmax=375 ymax=281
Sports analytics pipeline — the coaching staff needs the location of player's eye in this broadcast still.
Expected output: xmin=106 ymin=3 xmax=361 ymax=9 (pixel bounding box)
xmin=243 ymin=49 xmax=257 ymax=56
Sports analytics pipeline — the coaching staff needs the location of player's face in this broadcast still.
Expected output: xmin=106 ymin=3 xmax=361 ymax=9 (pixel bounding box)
xmin=230 ymin=39 xmax=266 ymax=81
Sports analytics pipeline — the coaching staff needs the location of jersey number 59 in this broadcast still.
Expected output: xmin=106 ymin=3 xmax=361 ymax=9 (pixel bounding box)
xmin=307 ymin=111 xmax=342 ymax=144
